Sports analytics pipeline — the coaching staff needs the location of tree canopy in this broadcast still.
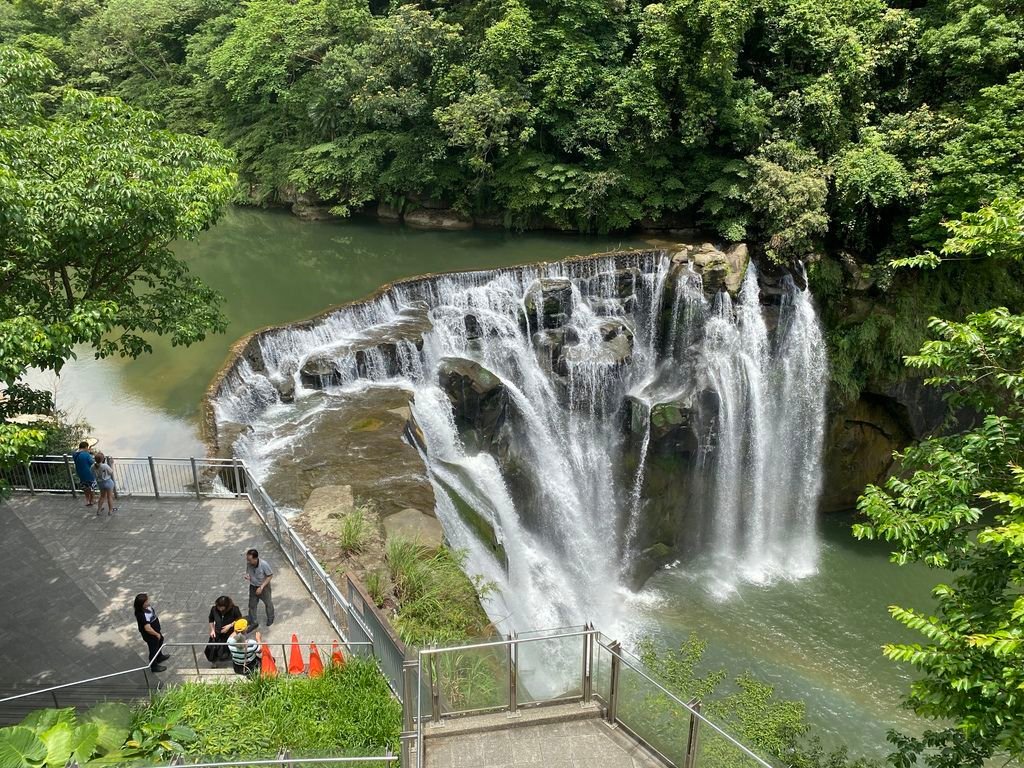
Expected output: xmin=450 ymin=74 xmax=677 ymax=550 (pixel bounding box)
xmin=0 ymin=44 xmax=234 ymax=466
xmin=2 ymin=0 xmax=1021 ymax=400
xmin=854 ymin=198 xmax=1024 ymax=767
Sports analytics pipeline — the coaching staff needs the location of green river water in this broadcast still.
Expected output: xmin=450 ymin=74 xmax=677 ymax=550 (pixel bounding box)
xmin=33 ymin=206 xmax=936 ymax=759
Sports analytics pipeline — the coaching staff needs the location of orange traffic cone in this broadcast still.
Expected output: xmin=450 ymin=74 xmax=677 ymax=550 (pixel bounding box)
xmin=288 ymin=633 xmax=304 ymax=674
xmin=308 ymin=643 xmax=325 ymax=678
xmin=331 ymin=640 xmax=346 ymax=668
xmin=260 ymin=643 xmax=278 ymax=677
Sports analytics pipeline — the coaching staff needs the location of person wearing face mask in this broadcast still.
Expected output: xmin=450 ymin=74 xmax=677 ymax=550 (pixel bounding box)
xmin=133 ymin=593 xmax=171 ymax=672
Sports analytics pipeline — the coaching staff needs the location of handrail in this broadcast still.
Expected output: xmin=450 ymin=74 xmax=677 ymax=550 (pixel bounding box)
xmin=138 ymin=757 xmax=397 ymax=768
xmin=0 ymin=643 xmax=169 ymax=704
xmin=410 ymin=626 xmax=780 ymax=768
xmin=418 ymin=627 xmax=593 ymax=655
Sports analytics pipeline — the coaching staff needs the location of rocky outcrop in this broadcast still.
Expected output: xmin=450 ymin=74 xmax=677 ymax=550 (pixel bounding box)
xmin=298 ymin=308 xmax=432 ymax=389
xmin=383 ymin=508 xmax=445 ymax=549
xmin=277 ymin=185 xmax=339 ymax=221
xmin=255 ymin=387 xmax=437 ymax=515
xmin=623 ymin=388 xmax=717 ymax=585
xmin=821 ymin=396 xmax=910 ymax=513
xmin=404 ymin=208 xmax=473 ymax=230
xmin=524 ymin=277 xmax=573 ymax=332
xmin=437 ymin=357 xmax=511 ymax=455
xmin=821 ymin=379 xmax=968 ymax=512
xmin=669 ymin=242 xmax=750 ymax=296
xmin=561 ymin=321 xmax=634 ymax=369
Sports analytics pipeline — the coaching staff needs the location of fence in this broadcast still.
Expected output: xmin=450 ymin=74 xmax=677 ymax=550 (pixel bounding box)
xmin=0 ymin=456 xmax=243 ymax=498
xmin=406 ymin=626 xmax=779 ymax=768
xmin=3 ymin=456 xmax=408 ymax=700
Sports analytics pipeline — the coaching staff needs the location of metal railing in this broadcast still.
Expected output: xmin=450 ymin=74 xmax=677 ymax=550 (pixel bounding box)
xmin=134 ymin=756 xmax=397 ymax=768
xmin=405 ymin=626 xmax=779 ymax=768
xmin=0 ymin=638 xmax=373 ymax=707
xmin=0 ymin=455 xmax=243 ymax=499
xmin=0 ymin=644 xmax=166 ymax=710
xmin=5 ymin=455 xmax=409 ymax=702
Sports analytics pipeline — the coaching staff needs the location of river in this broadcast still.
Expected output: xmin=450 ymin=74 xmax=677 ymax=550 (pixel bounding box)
xmin=34 ymin=206 xmax=936 ymax=760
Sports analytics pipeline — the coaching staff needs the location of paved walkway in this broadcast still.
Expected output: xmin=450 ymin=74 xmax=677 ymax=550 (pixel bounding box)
xmin=0 ymin=494 xmax=338 ymax=698
xmin=423 ymin=704 xmax=663 ymax=768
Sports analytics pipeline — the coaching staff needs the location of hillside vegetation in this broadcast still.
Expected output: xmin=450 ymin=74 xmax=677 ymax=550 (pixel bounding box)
xmin=2 ymin=0 xmax=1021 ymax=396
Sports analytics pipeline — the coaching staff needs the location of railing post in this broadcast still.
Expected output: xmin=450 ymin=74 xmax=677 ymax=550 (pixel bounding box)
xmin=402 ymin=660 xmax=416 ymax=732
xmin=683 ymin=699 xmax=702 ymax=768
xmin=429 ymin=654 xmax=441 ymax=723
xmin=508 ymin=632 xmax=518 ymax=717
xmin=148 ymin=457 xmax=159 ymax=498
xmin=582 ymin=623 xmax=593 ymax=705
xmin=232 ymin=458 xmax=243 ymax=498
xmin=191 ymin=644 xmax=200 ymax=675
xmin=607 ymin=640 xmax=622 ymax=725
xmin=25 ymin=461 xmax=35 ymax=494
xmin=63 ymin=454 xmax=77 ymax=497
xmin=401 ymin=658 xmax=417 ymax=768
xmin=190 ymin=457 xmax=201 ymax=499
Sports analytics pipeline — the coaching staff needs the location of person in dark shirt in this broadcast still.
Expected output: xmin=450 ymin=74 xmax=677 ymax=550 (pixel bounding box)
xmin=133 ymin=592 xmax=170 ymax=672
xmin=207 ymin=595 xmax=242 ymax=663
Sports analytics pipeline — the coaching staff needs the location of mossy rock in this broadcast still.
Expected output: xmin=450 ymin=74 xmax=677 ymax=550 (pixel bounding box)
xmin=435 ymin=477 xmax=508 ymax=573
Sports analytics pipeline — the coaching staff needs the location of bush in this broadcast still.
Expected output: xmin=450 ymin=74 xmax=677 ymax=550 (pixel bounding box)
xmin=385 ymin=538 xmax=493 ymax=646
xmin=365 ymin=569 xmax=387 ymax=608
xmin=339 ymin=506 xmax=372 ymax=555
xmin=141 ymin=659 xmax=400 ymax=759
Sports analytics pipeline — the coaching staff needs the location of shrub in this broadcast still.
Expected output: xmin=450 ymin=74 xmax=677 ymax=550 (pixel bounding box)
xmin=365 ymin=569 xmax=387 ymax=608
xmin=385 ymin=537 xmax=493 ymax=645
xmin=142 ymin=659 xmax=400 ymax=758
xmin=339 ymin=506 xmax=372 ymax=555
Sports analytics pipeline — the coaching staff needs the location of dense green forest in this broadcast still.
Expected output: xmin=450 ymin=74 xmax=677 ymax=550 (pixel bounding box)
xmin=1 ymin=1 xmax=1023 ymax=765
xmin=2 ymin=0 xmax=1022 ymax=397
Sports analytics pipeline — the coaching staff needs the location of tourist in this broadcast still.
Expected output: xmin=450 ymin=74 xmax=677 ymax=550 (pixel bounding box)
xmin=226 ymin=618 xmax=261 ymax=676
xmin=244 ymin=548 xmax=275 ymax=628
xmin=207 ymin=595 xmax=242 ymax=663
xmin=94 ymin=452 xmax=116 ymax=516
xmin=133 ymin=593 xmax=170 ymax=672
xmin=72 ymin=441 xmax=96 ymax=507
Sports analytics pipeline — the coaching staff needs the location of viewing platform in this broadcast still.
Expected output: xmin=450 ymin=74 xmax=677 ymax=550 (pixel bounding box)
xmin=0 ymin=493 xmax=337 ymax=709
xmin=1 ymin=457 xmax=777 ymax=768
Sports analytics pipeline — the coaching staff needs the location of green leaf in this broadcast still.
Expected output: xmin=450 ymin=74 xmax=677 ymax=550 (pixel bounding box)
xmin=81 ymin=704 xmax=130 ymax=754
xmin=70 ymin=724 xmax=99 ymax=765
xmin=0 ymin=727 xmax=47 ymax=768
xmin=39 ymin=724 xmax=73 ymax=768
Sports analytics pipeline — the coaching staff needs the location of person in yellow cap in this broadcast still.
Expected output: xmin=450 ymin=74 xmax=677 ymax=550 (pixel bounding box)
xmin=227 ymin=618 xmax=262 ymax=677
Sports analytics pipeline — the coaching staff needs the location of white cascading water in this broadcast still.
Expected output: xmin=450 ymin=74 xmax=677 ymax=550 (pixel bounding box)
xmin=213 ymin=252 xmax=828 ymax=633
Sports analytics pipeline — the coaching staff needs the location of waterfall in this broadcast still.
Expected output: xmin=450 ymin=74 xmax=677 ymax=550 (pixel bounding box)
xmin=212 ymin=251 xmax=829 ymax=631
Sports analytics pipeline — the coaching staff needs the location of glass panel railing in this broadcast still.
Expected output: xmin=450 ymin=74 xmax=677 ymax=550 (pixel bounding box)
xmin=431 ymin=644 xmax=508 ymax=716
xmin=516 ymin=632 xmax=585 ymax=706
xmin=695 ymin=727 xmax=777 ymax=768
xmin=614 ymin=660 xmax=690 ymax=765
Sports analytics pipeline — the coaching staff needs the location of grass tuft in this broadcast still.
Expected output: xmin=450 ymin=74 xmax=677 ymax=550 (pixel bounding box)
xmin=385 ymin=537 xmax=494 ymax=646
xmin=339 ymin=505 xmax=372 ymax=555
